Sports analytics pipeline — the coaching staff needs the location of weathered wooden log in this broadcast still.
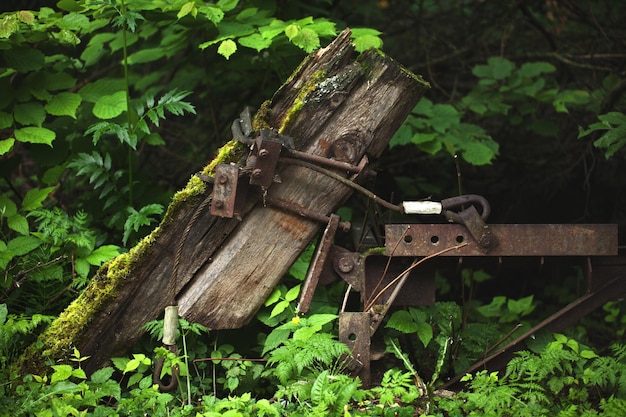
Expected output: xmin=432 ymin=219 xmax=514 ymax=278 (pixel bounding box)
xmin=18 ymin=29 xmax=429 ymax=376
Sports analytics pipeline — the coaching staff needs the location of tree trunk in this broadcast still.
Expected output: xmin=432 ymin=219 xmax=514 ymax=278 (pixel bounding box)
xmin=18 ymin=29 xmax=429 ymax=376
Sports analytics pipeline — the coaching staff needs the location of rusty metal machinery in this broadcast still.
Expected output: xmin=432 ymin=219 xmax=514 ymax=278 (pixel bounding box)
xmin=297 ymin=216 xmax=621 ymax=386
xmin=204 ymin=109 xmax=623 ymax=387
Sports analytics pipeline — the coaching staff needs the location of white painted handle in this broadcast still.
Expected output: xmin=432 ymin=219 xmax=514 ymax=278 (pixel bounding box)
xmin=402 ymin=201 xmax=442 ymax=215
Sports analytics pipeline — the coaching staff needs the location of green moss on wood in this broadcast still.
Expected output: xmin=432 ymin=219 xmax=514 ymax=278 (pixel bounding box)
xmin=279 ymin=70 xmax=327 ymax=133
xmin=16 ymin=137 xmax=248 ymax=377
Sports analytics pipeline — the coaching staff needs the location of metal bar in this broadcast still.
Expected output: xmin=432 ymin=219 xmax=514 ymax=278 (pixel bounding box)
xmin=264 ymin=195 xmax=351 ymax=232
xmin=297 ymin=214 xmax=340 ymax=314
xmin=441 ymin=269 xmax=626 ymax=390
xmin=385 ymin=224 xmax=618 ymax=257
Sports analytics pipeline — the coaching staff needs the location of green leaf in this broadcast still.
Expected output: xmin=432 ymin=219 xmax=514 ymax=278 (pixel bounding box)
xmin=14 ymin=127 xmax=56 ymax=146
xmin=22 ymin=187 xmax=55 ymax=211
xmin=0 ymin=111 xmax=12 ymax=129
xmin=289 ymin=243 xmax=314 ymax=280
xmin=386 ymin=310 xmax=419 ymax=334
xmin=416 ymin=321 xmax=433 ymax=348
xmin=126 ymin=48 xmax=167 ymax=65
xmin=51 ymin=364 xmax=73 ymax=383
xmin=14 ymin=102 xmax=46 ymax=127
xmin=0 ymin=195 xmax=17 ymax=217
xmin=198 ymin=5 xmax=225 ymax=24
xmin=580 ymin=349 xmax=598 ymax=359
xmin=307 ymin=313 xmax=337 ymax=327
xmin=45 ymin=92 xmax=82 ymax=118
xmin=269 ymin=300 xmax=289 ymax=318
xmin=217 ymin=39 xmax=237 ymax=59
xmin=238 ymin=33 xmax=272 ymax=51
xmin=111 ymin=357 xmax=129 ymax=372
xmin=0 ymin=15 xmax=20 ymax=39
xmin=7 ymin=236 xmax=41 ymax=256
xmin=599 ymin=111 xmax=626 ymax=125
xmin=60 ymin=12 xmax=90 ymax=32
xmin=56 ymin=0 xmax=81 ymax=12
xmin=264 ymin=288 xmax=281 ymax=306
xmin=8 ymin=214 xmax=29 ymax=235
xmin=90 ymin=367 xmax=115 ymax=384
xmin=177 ymin=2 xmax=196 ymax=19
xmin=0 ymin=138 xmax=15 ymax=155
xmin=93 ymin=91 xmax=128 ymax=119
xmin=74 ymin=258 xmax=90 ymax=278
xmin=262 ymin=327 xmax=290 ymax=355
xmin=286 ymin=26 xmax=320 ymax=52
xmin=491 ymin=57 xmax=515 ymax=80
xmin=44 ymin=72 xmax=77 ymax=92
xmin=352 ymin=34 xmax=383 ymax=53
xmin=218 ymin=0 xmax=239 ymax=12
xmin=518 ymin=62 xmax=556 ymax=78
xmin=507 ymin=295 xmax=535 ymax=316
xmin=0 ymin=246 xmax=13 ymax=269
xmin=144 ymin=132 xmax=166 ymax=146
xmin=3 ymin=46 xmax=45 ymax=72
xmin=284 ymin=284 xmax=301 ymax=302
xmin=79 ymin=79 xmax=127 ymax=103
xmin=84 ymin=245 xmax=120 ymax=266
xmin=460 ymin=140 xmax=498 ymax=165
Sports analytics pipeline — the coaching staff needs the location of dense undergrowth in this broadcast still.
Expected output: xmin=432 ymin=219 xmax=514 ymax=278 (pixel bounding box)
xmin=2 ymin=1 xmax=626 ymax=416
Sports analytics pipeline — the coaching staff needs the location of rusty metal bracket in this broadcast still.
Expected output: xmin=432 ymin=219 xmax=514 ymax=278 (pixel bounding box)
xmin=249 ymin=133 xmax=283 ymax=187
xmin=339 ymin=312 xmax=371 ymax=385
xmin=210 ymin=164 xmax=248 ymax=218
xmin=297 ymin=214 xmax=341 ymax=314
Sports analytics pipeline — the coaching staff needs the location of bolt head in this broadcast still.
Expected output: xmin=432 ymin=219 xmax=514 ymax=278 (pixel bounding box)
xmin=338 ymin=257 xmax=354 ymax=273
xmin=258 ymin=149 xmax=270 ymax=158
xmin=252 ymin=168 xmax=263 ymax=178
xmin=218 ymin=175 xmax=228 ymax=184
xmin=214 ymin=200 xmax=224 ymax=209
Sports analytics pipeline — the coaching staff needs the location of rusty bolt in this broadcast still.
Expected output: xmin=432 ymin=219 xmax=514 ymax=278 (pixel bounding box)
xmin=337 ymin=257 xmax=354 ymax=273
xmin=214 ymin=200 xmax=224 ymax=209
xmin=252 ymin=168 xmax=263 ymax=178
xmin=479 ymin=235 xmax=492 ymax=248
xmin=217 ymin=174 xmax=228 ymax=184
xmin=258 ymin=149 xmax=269 ymax=158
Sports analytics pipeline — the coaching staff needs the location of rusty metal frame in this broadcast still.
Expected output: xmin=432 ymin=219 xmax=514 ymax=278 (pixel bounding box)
xmin=333 ymin=223 xmax=621 ymax=386
xmin=385 ymin=224 xmax=618 ymax=257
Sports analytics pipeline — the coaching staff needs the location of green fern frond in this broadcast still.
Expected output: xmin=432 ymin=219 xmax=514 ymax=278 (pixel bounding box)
xmin=610 ymin=343 xmax=626 ymax=362
xmin=600 ymin=396 xmax=626 ymax=416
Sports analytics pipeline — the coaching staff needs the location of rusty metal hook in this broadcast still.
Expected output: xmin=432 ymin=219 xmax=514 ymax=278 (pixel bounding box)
xmin=441 ymin=194 xmax=491 ymax=223
xmin=153 ymin=343 xmax=180 ymax=392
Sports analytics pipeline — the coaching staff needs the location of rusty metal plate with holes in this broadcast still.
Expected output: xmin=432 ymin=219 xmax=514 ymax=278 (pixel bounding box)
xmin=339 ymin=312 xmax=370 ymax=384
xmin=249 ymin=138 xmax=282 ymax=187
xmin=210 ymin=164 xmax=239 ymax=218
xmin=385 ymin=224 xmax=618 ymax=257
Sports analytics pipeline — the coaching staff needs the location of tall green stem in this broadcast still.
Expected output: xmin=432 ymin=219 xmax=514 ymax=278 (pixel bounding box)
xmin=120 ymin=0 xmax=133 ymax=207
